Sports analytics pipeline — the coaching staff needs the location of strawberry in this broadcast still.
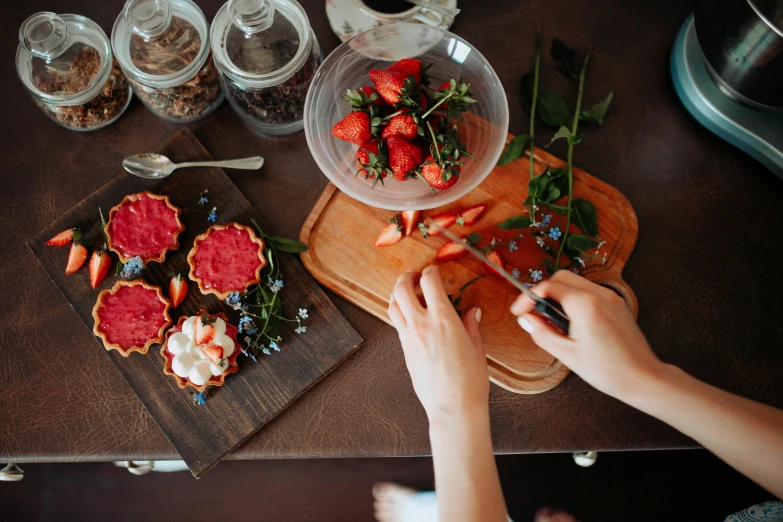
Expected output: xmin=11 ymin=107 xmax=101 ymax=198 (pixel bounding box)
xmin=65 ymin=243 xmax=88 ymax=274
xmin=424 ymin=212 xmax=458 ymax=236
xmin=436 ymin=240 xmax=467 ymax=262
xmin=381 ymin=114 xmax=418 ymax=140
xmin=388 ymin=58 xmax=423 ymax=84
xmin=458 ymin=204 xmax=487 ymax=226
xmin=374 ymin=223 xmax=403 ymax=247
xmin=195 ymin=313 xmax=217 ymax=345
xmin=356 ymin=140 xmax=381 ymax=178
xmin=369 ymin=69 xmax=414 ymax=105
xmin=400 ymin=210 xmax=420 ymax=236
xmin=169 ymin=273 xmax=188 ymax=309
xmin=485 ymin=250 xmax=505 ymax=277
xmin=437 ymin=81 xmax=451 ymax=109
xmin=387 ymin=136 xmax=424 ymax=181
xmin=360 ymin=86 xmax=385 ymax=105
xmin=420 ymin=155 xmax=460 ymax=190
xmin=46 ymin=228 xmax=75 ymax=246
xmin=331 ymin=111 xmax=372 ymax=145
xmin=202 ymin=344 xmax=224 ymax=366
xmin=88 ymin=250 xmax=111 ymax=288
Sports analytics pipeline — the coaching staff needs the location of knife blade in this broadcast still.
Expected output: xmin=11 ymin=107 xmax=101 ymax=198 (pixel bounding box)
xmin=425 ymin=219 xmax=570 ymax=334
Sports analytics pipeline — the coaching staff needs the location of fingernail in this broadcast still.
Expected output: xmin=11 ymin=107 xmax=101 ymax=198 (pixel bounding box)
xmin=517 ymin=316 xmax=533 ymax=333
xmin=475 ymin=308 xmax=482 ymax=323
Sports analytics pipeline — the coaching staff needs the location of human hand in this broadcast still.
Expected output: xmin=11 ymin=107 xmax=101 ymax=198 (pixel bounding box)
xmin=510 ymin=270 xmax=664 ymax=401
xmin=388 ymin=265 xmax=489 ymax=424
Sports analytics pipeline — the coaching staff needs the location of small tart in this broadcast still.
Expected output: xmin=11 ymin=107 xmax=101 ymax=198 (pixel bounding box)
xmin=106 ymin=191 xmax=184 ymax=265
xmin=187 ymin=222 xmax=267 ymax=300
xmin=92 ymin=280 xmax=172 ymax=357
xmin=161 ymin=311 xmax=242 ymax=392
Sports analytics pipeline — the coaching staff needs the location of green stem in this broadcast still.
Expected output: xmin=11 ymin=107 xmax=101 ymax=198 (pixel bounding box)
xmin=426 ymin=121 xmax=441 ymax=163
xmin=421 ymin=91 xmax=454 ymax=120
xmin=382 ymin=110 xmax=404 ymax=121
xmin=554 ymin=48 xmax=591 ymax=271
xmin=528 ymin=30 xmax=542 ymax=220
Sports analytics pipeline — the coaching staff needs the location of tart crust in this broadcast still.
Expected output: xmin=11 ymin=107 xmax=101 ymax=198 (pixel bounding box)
xmin=92 ymin=279 xmax=172 ymax=357
xmin=186 ymin=222 xmax=267 ymax=300
xmin=161 ymin=311 xmax=242 ymax=392
xmin=105 ymin=191 xmax=185 ymax=266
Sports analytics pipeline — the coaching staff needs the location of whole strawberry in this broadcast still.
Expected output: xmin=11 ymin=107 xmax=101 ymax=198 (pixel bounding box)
xmin=387 ymin=136 xmax=424 ymax=181
xmin=332 ymin=111 xmax=372 ymax=145
xmin=420 ymin=155 xmax=460 ymax=190
xmin=369 ymin=69 xmax=415 ymax=105
xmin=381 ymin=114 xmax=418 ymax=140
xmin=387 ymin=58 xmax=423 ymax=85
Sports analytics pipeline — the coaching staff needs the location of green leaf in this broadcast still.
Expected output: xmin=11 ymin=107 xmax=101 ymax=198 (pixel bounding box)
xmin=497 ymin=216 xmax=531 ymax=230
xmin=465 ymin=233 xmax=482 ymax=246
xmin=537 ymin=92 xmax=572 ymax=127
xmin=548 ymin=126 xmax=573 ymax=146
xmin=528 ymin=172 xmax=550 ymax=199
xmin=551 ymin=38 xmax=580 ymax=79
xmin=566 ymin=234 xmax=599 ymax=251
xmin=572 ymin=198 xmax=598 ymax=236
xmin=580 ymin=92 xmax=613 ymax=124
xmin=497 ymin=134 xmax=532 ymax=166
xmin=458 ymin=274 xmax=485 ymax=293
xmin=520 ymin=69 xmax=535 ymax=114
xmin=543 ymin=185 xmax=561 ymax=202
xmin=268 ymin=236 xmax=309 ymax=253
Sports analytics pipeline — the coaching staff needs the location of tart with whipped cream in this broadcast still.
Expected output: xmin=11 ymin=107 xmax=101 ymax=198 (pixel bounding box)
xmin=187 ymin=223 xmax=267 ymax=300
xmin=161 ymin=311 xmax=241 ymax=391
xmin=106 ymin=191 xmax=184 ymax=265
xmin=92 ymin=280 xmax=172 ymax=357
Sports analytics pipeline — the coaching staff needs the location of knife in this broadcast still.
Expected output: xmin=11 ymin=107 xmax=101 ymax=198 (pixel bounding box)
xmin=425 ymin=219 xmax=570 ymax=334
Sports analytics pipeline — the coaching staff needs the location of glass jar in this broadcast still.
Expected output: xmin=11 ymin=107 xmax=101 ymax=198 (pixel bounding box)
xmin=15 ymin=12 xmax=131 ymax=131
xmin=112 ymin=0 xmax=223 ymax=122
xmin=210 ymin=0 xmax=322 ymax=136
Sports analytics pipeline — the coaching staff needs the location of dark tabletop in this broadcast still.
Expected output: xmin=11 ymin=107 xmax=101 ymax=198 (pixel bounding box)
xmin=2 ymin=0 xmax=782 ymax=463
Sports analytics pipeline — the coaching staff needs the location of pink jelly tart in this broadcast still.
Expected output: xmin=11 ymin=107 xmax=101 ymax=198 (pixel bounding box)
xmin=106 ymin=191 xmax=184 ymax=265
xmin=92 ymin=280 xmax=172 ymax=357
xmin=161 ymin=311 xmax=242 ymax=392
xmin=187 ymin=223 xmax=267 ymax=299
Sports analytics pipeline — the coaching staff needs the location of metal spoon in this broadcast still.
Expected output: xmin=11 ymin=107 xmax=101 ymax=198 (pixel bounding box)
xmin=406 ymin=0 xmax=460 ymax=17
xmin=122 ymin=153 xmax=264 ymax=179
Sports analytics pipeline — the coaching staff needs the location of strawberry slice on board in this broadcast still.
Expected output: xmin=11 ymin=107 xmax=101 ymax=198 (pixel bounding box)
xmin=458 ymin=204 xmax=487 ymax=226
xmin=202 ymin=344 xmax=224 ymax=366
xmin=88 ymin=250 xmax=111 ymax=288
xmin=400 ymin=210 xmax=421 ymax=236
xmin=46 ymin=228 xmax=75 ymax=246
xmin=436 ymin=240 xmax=467 ymax=262
xmin=65 ymin=243 xmax=88 ymax=274
xmin=169 ymin=273 xmax=188 ymax=309
xmin=423 ymin=212 xmax=458 ymax=236
xmin=374 ymin=222 xmax=403 ymax=247
xmin=485 ymin=250 xmax=505 ymax=277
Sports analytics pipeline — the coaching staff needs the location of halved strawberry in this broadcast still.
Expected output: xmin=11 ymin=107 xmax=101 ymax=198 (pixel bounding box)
xmin=400 ymin=210 xmax=420 ymax=236
xmin=195 ymin=314 xmax=216 ymax=345
xmin=436 ymin=241 xmax=467 ymax=262
xmin=458 ymin=204 xmax=487 ymax=226
xmin=46 ymin=228 xmax=75 ymax=246
xmin=374 ymin=222 xmax=403 ymax=247
xmin=369 ymin=69 xmax=412 ymax=105
xmin=387 ymin=137 xmax=424 ymax=181
xmin=88 ymin=250 xmax=111 ymax=288
xmin=65 ymin=243 xmax=88 ymax=274
xmin=485 ymin=250 xmax=505 ymax=277
xmin=425 ymin=212 xmax=458 ymax=236
xmin=202 ymin=344 xmax=224 ymax=366
xmin=381 ymin=114 xmax=418 ymax=140
xmin=331 ymin=111 xmax=372 ymax=145
xmin=388 ymin=58 xmax=423 ymax=84
xmin=169 ymin=273 xmax=188 ymax=309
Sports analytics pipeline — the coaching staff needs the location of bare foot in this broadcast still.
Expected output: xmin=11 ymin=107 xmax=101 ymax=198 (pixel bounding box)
xmin=373 ymin=482 xmax=418 ymax=522
xmin=535 ymin=507 xmax=580 ymax=522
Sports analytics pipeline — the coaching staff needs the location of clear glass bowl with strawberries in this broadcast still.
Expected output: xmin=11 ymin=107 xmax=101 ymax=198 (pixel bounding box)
xmin=304 ymin=23 xmax=509 ymax=211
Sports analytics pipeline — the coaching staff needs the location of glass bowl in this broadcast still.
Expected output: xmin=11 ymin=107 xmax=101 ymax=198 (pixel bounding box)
xmin=304 ymin=23 xmax=509 ymax=211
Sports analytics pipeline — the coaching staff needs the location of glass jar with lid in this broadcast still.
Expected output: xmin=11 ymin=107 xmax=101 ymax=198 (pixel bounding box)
xmin=15 ymin=12 xmax=132 ymax=131
xmin=210 ymin=0 xmax=322 ymax=136
xmin=112 ymin=0 xmax=224 ymax=122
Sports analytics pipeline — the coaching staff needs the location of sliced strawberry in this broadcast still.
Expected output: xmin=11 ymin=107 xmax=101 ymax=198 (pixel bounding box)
xmin=388 ymin=58 xmax=422 ymax=84
xmin=65 ymin=243 xmax=88 ymax=274
xmin=195 ymin=316 xmax=216 ymax=345
xmin=485 ymin=250 xmax=505 ymax=277
xmin=360 ymin=86 xmax=384 ymax=105
xmin=381 ymin=114 xmax=418 ymax=140
xmin=400 ymin=210 xmax=421 ymax=236
xmin=331 ymin=111 xmax=372 ymax=145
xmin=458 ymin=204 xmax=487 ymax=226
xmin=374 ymin=222 xmax=403 ymax=247
xmin=420 ymin=155 xmax=460 ymax=190
xmin=425 ymin=212 xmax=458 ymax=236
xmin=387 ymin=137 xmax=424 ymax=181
xmin=436 ymin=240 xmax=467 ymax=262
xmin=88 ymin=250 xmax=111 ymax=288
xmin=169 ymin=273 xmax=188 ymax=309
xmin=369 ymin=69 xmax=410 ymax=105
xmin=46 ymin=228 xmax=75 ymax=246
xmin=202 ymin=344 xmax=224 ymax=366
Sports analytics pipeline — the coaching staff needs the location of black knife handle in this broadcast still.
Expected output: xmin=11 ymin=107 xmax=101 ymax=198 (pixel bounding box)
xmin=534 ymin=297 xmax=570 ymax=334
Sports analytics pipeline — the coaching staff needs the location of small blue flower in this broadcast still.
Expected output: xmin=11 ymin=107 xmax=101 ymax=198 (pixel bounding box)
xmin=226 ymin=292 xmax=242 ymax=310
xmin=192 ymin=392 xmax=206 ymax=405
xmin=577 ymin=257 xmax=585 ymax=267
xmin=548 ymin=227 xmax=561 ymax=240
xmin=249 ymin=352 xmax=258 ymax=361
xmin=268 ymin=277 xmax=284 ymax=292
xmin=531 ymin=269 xmax=543 ymax=282
xmin=523 ymin=283 xmax=535 ymax=288
xmin=239 ymin=316 xmax=254 ymax=333
xmin=269 ymin=340 xmax=279 ymax=352
xmin=511 ymin=268 xmax=520 ymax=279
xmin=536 ymin=236 xmax=545 ymax=247
xmin=198 ymin=195 xmax=209 ymax=206
xmin=542 ymin=214 xmax=552 ymax=226
xmin=572 ymin=268 xmax=580 ymax=274
xmin=295 ymin=325 xmax=307 ymax=334
xmin=508 ymin=241 xmax=518 ymax=253
xmin=207 ymin=207 xmax=218 ymax=223
xmin=298 ymin=308 xmax=308 ymax=319
xmin=120 ymin=256 xmax=143 ymax=279
xmin=262 ymin=347 xmax=271 ymax=355
xmin=246 ymin=326 xmax=258 ymax=335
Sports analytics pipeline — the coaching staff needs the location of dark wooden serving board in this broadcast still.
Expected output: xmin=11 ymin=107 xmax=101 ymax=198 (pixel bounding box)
xmin=28 ymin=129 xmax=363 ymax=477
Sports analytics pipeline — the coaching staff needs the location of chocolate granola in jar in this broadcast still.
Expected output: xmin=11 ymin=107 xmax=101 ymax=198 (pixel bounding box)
xmin=112 ymin=0 xmax=223 ymax=122
xmin=15 ymin=12 xmax=131 ymax=131
xmin=210 ymin=0 xmax=322 ymax=136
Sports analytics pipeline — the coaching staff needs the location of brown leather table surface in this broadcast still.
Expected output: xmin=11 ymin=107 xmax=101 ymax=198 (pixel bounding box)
xmin=2 ymin=0 xmax=782 ymax=463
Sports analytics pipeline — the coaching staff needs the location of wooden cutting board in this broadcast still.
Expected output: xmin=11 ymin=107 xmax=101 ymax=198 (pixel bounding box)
xmin=299 ymin=140 xmax=637 ymax=394
xmin=28 ymin=129 xmax=363 ymax=477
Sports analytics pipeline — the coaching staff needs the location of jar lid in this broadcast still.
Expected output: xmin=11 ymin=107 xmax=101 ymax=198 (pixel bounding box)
xmin=112 ymin=0 xmax=211 ymax=88
xmin=210 ymin=0 xmax=313 ymax=88
xmin=15 ymin=12 xmax=113 ymax=103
